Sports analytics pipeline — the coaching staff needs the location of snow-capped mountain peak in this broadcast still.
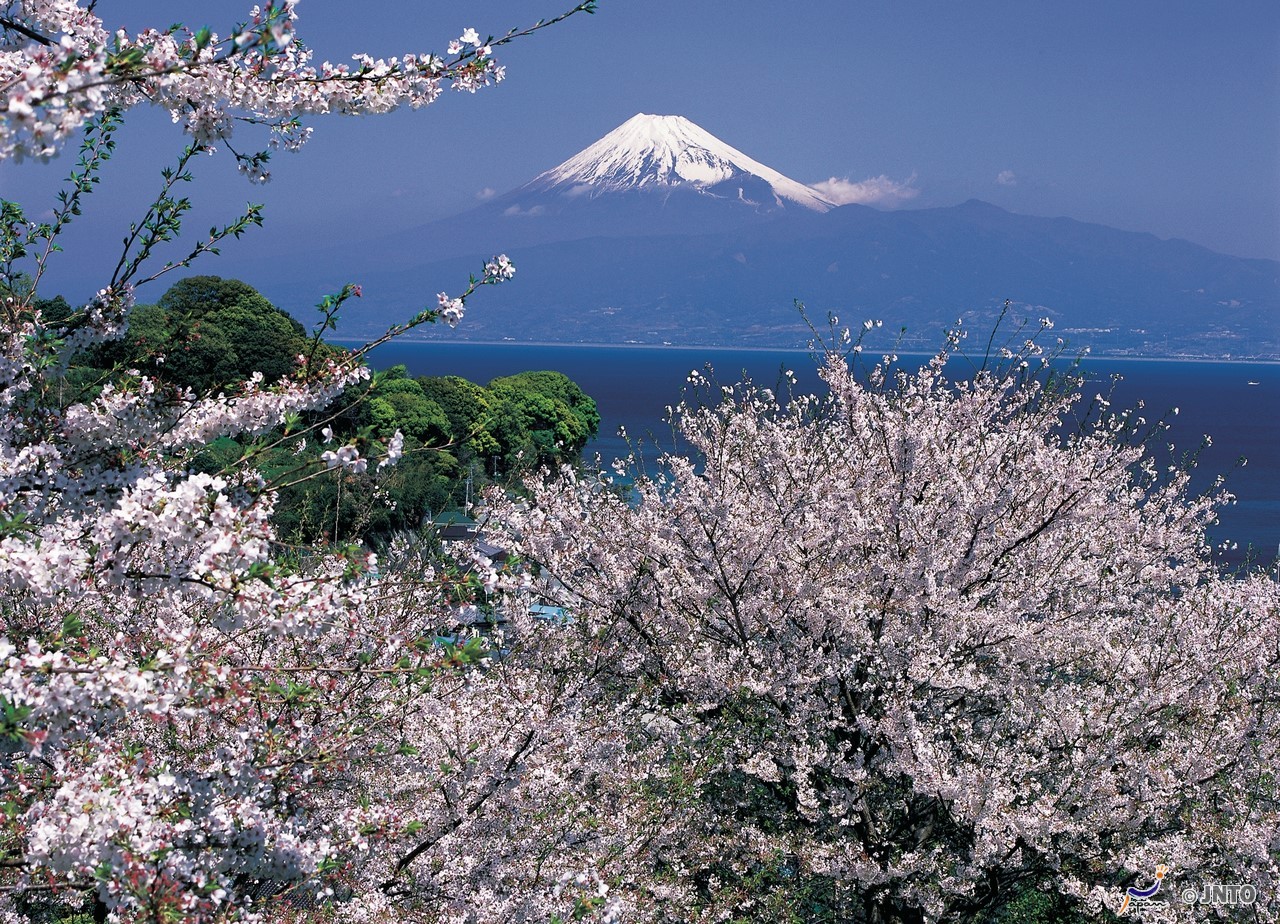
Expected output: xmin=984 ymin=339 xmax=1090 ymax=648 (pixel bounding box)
xmin=527 ymin=113 xmax=835 ymax=212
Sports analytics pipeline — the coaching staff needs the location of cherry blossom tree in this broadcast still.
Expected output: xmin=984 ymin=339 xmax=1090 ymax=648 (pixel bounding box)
xmin=501 ymin=332 xmax=1280 ymax=923
xmin=6 ymin=3 xmax=1277 ymax=922
xmin=1 ymin=3 xmax=619 ymax=922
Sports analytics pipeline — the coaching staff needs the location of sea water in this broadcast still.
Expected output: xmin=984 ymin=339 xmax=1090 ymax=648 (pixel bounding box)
xmin=352 ymin=340 xmax=1279 ymax=571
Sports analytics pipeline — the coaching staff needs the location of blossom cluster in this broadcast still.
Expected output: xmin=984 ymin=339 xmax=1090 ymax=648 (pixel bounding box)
xmin=0 ymin=291 xmax=633 ymax=922
xmin=1 ymin=3 xmax=613 ymax=921
xmin=483 ymin=253 xmax=516 ymax=282
xmin=497 ymin=342 xmax=1280 ymax=921
xmin=1 ymin=0 xmax=508 ymax=162
xmin=435 ymin=291 xmax=466 ymax=327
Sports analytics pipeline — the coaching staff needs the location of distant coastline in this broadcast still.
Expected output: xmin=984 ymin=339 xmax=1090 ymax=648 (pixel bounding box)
xmin=331 ymin=337 xmax=1280 ymax=365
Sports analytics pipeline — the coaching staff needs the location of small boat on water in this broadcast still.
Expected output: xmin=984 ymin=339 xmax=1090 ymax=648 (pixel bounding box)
xmin=1247 ymin=380 xmax=1261 ymax=386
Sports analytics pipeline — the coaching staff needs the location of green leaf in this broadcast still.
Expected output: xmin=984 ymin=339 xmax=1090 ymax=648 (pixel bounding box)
xmin=0 ymin=696 xmax=32 ymax=742
xmin=60 ymin=611 xmax=85 ymax=639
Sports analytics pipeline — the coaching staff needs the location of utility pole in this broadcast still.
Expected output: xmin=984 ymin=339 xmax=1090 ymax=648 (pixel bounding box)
xmin=333 ymin=472 xmax=342 ymax=546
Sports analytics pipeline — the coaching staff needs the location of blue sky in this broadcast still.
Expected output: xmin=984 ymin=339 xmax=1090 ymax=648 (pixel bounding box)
xmin=3 ymin=0 xmax=1278 ymax=302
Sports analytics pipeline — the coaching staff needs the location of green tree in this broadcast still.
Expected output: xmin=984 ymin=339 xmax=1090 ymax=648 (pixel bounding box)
xmin=155 ymin=275 xmax=265 ymax=318
xmin=368 ymin=366 xmax=451 ymax=445
xmin=268 ymin=445 xmax=462 ymax=546
xmin=488 ymin=370 xmax=600 ymax=467
xmin=490 ymin=370 xmax=599 ymax=441
xmin=112 ymin=276 xmax=309 ymax=393
xmin=418 ymin=374 xmax=502 ymax=458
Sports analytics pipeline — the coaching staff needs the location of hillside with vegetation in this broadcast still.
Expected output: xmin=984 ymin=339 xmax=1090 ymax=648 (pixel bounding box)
xmin=41 ymin=274 xmax=599 ymax=545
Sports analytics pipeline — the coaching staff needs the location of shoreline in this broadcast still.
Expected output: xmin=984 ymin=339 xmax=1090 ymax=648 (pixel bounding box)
xmin=331 ymin=338 xmax=1280 ymax=366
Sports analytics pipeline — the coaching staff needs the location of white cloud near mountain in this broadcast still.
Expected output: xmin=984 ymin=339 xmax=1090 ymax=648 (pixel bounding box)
xmin=810 ymin=174 xmax=918 ymax=207
xmin=997 ymin=170 xmax=1017 ymax=186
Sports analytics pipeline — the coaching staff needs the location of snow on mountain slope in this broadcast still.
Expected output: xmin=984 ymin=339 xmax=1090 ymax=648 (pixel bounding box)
xmin=526 ymin=113 xmax=836 ymax=212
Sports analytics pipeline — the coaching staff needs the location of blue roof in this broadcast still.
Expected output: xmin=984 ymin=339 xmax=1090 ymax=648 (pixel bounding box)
xmin=529 ymin=604 xmax=574 ymax=625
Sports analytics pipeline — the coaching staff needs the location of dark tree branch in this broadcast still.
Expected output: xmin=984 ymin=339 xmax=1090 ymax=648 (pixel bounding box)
xmin=0 ymin=17 xmax=54 ymax=46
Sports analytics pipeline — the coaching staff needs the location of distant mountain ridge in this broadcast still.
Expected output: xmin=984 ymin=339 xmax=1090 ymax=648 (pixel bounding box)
xmin=255 ymin=114 xmax=1279 ymax=359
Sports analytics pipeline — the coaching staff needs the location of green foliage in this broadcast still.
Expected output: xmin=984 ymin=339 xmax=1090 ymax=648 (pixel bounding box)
xmin=975 ymin=886 xmax=1107 ymax=924
xmin=418 ymin=374 xmax=500 ymax=458
xmin=71 ymin=275 xmax=309 ymax=396
xmin=34 ymin=294 xmax=72 ymax=324
xmin=268 ymin=446 xmax=463 ymax=545
xmin=369 ymin=367 xmax=451 ymax=444
xmin=144 ymin=275 xmax=307 ymax=392
xmin=33 ymin=275 xmax=601 ymax=546
xmin=414 ymin=369 xmax=600 ymax=474
xmin=487 ymin=370 xmax=600 ymax=467
xmin=156 ymin=275 xmax=262 ymax=317
xmin=189 ymin=436 xmax=245 ymax=475
xmin=0 ymin=696 xmax=32 ymax=743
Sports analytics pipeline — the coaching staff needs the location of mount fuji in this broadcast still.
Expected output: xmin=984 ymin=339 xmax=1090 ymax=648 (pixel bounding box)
xmin=298 ymin=114 xmax=838 ymax=278
xmin=250 ymin=114 xmax=1279 ymax=358
xmin=522 ymin=113 xmax=835 ymax=212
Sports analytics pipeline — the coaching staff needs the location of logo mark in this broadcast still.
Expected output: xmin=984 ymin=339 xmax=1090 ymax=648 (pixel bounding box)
xmin=1120 ymin=865 xmax=1169 ymax=916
